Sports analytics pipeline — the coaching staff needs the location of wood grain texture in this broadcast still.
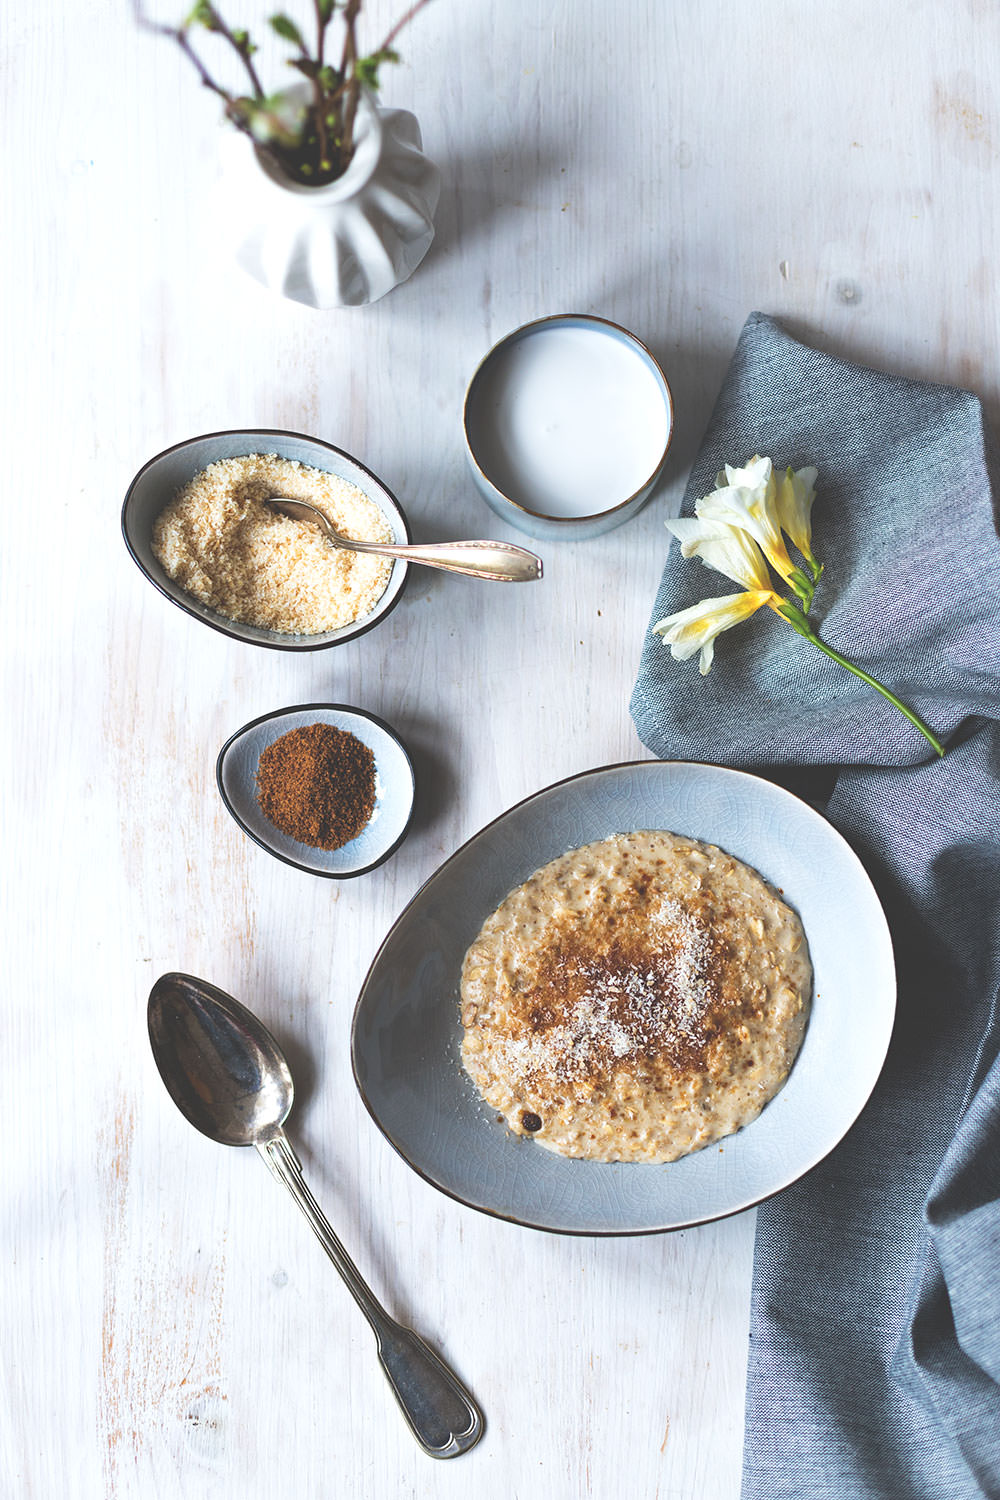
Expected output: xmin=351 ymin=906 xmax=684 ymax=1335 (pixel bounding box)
xmin=3 ymin=1 xmax=999 ymax=1495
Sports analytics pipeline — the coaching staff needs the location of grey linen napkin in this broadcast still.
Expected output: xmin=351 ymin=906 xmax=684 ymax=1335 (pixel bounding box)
xmin=630 ymin=313 xmax=1000 ymax=1499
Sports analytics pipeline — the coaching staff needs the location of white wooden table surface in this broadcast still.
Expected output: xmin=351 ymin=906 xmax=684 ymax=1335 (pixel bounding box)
xmin=4 ymin=3 xmax=999 ymax=1495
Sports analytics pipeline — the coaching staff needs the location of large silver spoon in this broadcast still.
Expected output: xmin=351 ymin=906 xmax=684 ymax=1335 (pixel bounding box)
xmin=263 ymin=496 xmax=542 ymax=581
xmin=147 ymin=972 xmax=484 ymax=1459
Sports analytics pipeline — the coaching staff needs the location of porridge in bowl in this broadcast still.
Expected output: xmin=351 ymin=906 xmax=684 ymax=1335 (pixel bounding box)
xmin=459 ymin=830 xmax=812 ymax=1163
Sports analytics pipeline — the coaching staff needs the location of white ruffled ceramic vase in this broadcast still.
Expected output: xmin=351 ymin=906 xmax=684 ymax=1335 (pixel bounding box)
xmin=219 ymin=92 xmax=440 ymax=309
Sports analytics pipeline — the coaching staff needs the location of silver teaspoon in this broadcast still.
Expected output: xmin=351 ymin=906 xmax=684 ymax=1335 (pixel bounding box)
xmin=147 ymin=972 xmax=484 ymax=1459
xmin=263 ymin=496 xmax=542 ymax=581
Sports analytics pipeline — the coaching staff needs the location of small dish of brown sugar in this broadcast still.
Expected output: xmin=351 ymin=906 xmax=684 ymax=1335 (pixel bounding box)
xmin=216 ymin=704 xmax=415 ymax=877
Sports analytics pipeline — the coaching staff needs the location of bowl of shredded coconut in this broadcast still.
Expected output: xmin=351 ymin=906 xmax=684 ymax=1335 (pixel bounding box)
xmin=122 ymin=429 xmax=410 ymax=649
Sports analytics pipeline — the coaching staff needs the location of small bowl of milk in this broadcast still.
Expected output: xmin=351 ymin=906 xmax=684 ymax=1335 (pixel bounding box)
xmin=463 ymin=314 xmax=673 ymax=540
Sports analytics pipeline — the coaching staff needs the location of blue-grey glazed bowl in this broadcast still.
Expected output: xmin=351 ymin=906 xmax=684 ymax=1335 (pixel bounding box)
xmin=351 ymin=761 xmax=896 ymax=1235
xmin=122 ymin=429 xmax=410 ymax=650
xmin=217 ymin=704 xmax=415 ymax=878
xmin=463 ymin=315 xmax=674 ymax=541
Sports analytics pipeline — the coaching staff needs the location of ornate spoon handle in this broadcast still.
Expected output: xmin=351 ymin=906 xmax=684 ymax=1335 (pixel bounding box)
xmin=344 ymin=535 xmax=542 ymax=581
xmin=259 ymin=1133 xmax=484 ymax=1458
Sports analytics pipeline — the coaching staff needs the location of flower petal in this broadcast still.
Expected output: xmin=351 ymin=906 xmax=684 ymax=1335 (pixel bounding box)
xmin=653 ymin=590 xmax=773 ymax=674
xmin=696 ymin=462 xmax=798 ymax=584
xmin=665 ymin=515 xmax=774 ymax=593
xmin=774 ymin=464 xmax=818 ymax=562
xmin=722 ymin=454 xmax=772 ymax=491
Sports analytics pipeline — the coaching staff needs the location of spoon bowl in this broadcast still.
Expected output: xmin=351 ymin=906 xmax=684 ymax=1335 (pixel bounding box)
xmin=147 ymin=972 xmax=484 ymax=1458
xmin=148 ymin=972 xmax=292 ymax=1146
xmin=263 ymin=495 xmax=542 ymax=581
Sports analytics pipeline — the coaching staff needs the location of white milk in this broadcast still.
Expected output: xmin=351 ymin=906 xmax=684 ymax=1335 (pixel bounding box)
xmin=468 ymin=325 xmax=670 ymax=517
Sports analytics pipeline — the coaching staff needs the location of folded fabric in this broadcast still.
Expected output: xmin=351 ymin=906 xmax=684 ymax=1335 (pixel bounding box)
xmin=630 ymin=312 xmax=1000 ymax=1499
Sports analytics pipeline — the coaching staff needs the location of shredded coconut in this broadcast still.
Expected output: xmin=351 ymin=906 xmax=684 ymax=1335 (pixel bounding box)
xmin=491 ymin=898 xmax=716 ymax=1087
xmin=151 ymin=452 xmax=393 ymax=635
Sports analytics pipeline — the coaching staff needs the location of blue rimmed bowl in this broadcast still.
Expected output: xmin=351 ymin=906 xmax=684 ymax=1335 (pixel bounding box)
xmin=351 ymin=761 xmax=896 ymax=1234
xmin=217 ymin=704 xmax=415 ymax=878
xmin=122 ymin=428 xmax=410 ymax=650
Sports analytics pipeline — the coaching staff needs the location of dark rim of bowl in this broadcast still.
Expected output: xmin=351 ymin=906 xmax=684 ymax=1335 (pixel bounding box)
xmin=462 ymin=314 xmax=675 ymax=527
xmin=121 ymin=428 xmax=412 ymax=651
xmin=349 ymin=757 xmax=896 ymax=1236
xmin=216 ymin=702 xmax=416 ymax=879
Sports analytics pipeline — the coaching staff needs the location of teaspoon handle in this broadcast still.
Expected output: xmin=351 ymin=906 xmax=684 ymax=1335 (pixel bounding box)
xmin=353 ymin=537 xmax=541 ymax=582
xmin=258 ymin=1134 xmax=484 ymax=1459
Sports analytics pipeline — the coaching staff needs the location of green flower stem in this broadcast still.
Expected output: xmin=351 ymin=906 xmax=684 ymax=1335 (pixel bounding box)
xmin=779 ymin=606 xmax=945 ymax=757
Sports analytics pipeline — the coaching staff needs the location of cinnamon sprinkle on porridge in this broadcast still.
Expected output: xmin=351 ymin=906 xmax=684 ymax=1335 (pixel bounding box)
xmin=459 ymin=830 xmax=812 ymax=1163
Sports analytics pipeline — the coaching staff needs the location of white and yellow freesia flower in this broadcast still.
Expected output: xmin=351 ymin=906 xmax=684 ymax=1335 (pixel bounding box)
xmin=695 ymin=456 xmax=800 ymax=586
xmin=664 ymin=514 xmax=775 ymax=593
xmin=774 ymin=463 xmax=819 ymax=573
xmin=650 ymin=454 xmax=945 ymax=756
xmin=653 ymin=589 xmax=778 ymax=675
xmin=716 ymin=454 xmax=773 ymax=491
xmin=657 ymin=508 xmax=786 ymax=673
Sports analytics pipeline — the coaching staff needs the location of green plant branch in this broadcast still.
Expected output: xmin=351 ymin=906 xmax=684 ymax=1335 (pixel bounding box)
xmin=213 ymin=6 xmax=265 ymax=97
xmin=314 ymin=0 xmax=328 ymax=66
xmin=339 ymin=0 xmax=363 ymax=161
xmin=297 ymin=2 xmax=332 ymax=172
xmin=134 ymin=5 xmax=220 ymax=93
xmin=134 ymin=3 xmax=259 ymax=144
xmin=139 ymin=0 xmax=432 ymax=187
xmin=312 ymin=0 xmax=331 ymax=169
xmin=377 ymin=0 xmax=434 ymax=53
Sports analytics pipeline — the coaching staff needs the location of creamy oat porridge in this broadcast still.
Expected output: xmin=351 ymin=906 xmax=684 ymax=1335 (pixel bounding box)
xmin=459 ymin=830 xmax=812 ymax=1163
xmin=151 ymin=453 xmax=393 ymax=634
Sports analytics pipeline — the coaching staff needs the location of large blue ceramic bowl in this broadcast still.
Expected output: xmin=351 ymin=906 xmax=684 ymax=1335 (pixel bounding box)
xmin=351 ymin=761 xmax=896 ymax=1234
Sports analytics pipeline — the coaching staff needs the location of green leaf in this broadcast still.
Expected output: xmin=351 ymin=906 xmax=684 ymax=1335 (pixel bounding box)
xmin=353 ymin=48 xmax=400 ymax=90
xmin=317 ymin=64 xmax=340 ymax=92
xmin=185 ymin=0 xmax=218 ymax=30
xmin=269 ymin=13 xmax=306 ymax=48
xmin=318 ymin=0 xmax=337 ymax=20
xmin=290 ymin=56 xmax=320 ymax=78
